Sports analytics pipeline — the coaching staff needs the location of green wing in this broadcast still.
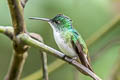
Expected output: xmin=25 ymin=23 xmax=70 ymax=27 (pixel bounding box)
xmin=63 ymin=29 xmax=93 ymax=71
xmin=70 ymin=30 xmax=93 ymax=71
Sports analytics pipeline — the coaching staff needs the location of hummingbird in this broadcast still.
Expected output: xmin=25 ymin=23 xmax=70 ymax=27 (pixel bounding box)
xmin=29 ymin=14 xmax=93 ymax=72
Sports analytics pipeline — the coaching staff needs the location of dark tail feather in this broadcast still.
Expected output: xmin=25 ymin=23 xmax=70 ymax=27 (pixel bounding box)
xmin=87 ymin=62 xmax=94 ymax=72
xmin=87 ymin=54 xmax=94 ymax=72
xmin=76 ymin=58 xmax=94 ymax=75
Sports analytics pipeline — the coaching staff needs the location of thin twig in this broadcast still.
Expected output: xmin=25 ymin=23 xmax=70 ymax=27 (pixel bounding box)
xmin=18 ymin=33 xmax=102 ymax=80
xmin=21 ymin=0 xmax=28 ymax=8
xmin=29 ymin=33 xmax=49 ymax=80
xmin=40 ymin=52 xmax=49 ymax=80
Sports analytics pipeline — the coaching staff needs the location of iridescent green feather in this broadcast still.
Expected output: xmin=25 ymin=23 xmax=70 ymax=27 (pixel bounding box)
xmin=61 ymin=29 xmax=88 ymax=54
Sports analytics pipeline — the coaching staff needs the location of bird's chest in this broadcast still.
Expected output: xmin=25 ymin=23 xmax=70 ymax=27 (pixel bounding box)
xmin=53 ymin=31 xmax=77 ymax=57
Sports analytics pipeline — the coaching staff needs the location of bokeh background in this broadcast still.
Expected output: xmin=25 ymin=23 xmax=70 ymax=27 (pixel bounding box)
xmin=0 ymin=0 xmax=120 ymax=80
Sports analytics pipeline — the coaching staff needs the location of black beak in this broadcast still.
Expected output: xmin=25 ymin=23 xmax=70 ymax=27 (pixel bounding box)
xmin=29 ymin=17 xmax=51 ymax=22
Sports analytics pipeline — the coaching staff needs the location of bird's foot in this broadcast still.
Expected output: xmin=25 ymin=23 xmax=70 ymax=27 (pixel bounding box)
xmin=63 ymin=55 xmax=78 ymax=63
xmin=72 ymin=56 xmax=78 ymax=60
xmin=68 ymin=56 xmax=78 ymax=63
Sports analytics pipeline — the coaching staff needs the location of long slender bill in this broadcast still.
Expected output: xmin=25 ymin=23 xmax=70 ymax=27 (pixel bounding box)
xmin=29 ymin=17 xmax=51 ymax=22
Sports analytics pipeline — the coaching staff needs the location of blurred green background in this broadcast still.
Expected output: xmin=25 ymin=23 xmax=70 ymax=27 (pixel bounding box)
xmin=0 ymin=0 xmax=120 ymax=80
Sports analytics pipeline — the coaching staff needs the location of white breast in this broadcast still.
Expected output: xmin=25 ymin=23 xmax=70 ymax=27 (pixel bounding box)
xmin=48 ymin=22 xmax=77 ymax=57
xmin=53 ymin=30 xmax=77 ymax=57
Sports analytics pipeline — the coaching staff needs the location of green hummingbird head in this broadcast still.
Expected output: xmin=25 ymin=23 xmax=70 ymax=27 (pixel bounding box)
xmin=29 ymin=14 xmax=73 ymax=31
xmin=51 ymin=14 xmax=72 ymax=30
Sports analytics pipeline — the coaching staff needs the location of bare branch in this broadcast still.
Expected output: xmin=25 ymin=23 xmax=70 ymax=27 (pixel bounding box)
xmin=18 ymin=33 xmax=102 ymax=80
xmin=5 ymin=51 xmax=28 ymax=80
xmin=29 ymin=33 xmax=49 ymax=80
xmin=0 ymin=26 xmax=14 ymax=40
xmin=40 ymin=52 xmax=49 ymax=80
xmin=7 ymin=0 xmax=26 ymax=35
xmin=6 ymin=0 xmax=29 ymax=80
xmin=39 ymin=36 xmax=49 ymax=80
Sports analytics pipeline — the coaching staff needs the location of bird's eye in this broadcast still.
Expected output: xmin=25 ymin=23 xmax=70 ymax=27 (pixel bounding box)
xmin=55 ymin=20 xmax=60 ymax=24
xmin=70 ymin=19 xmax=72 ymax=21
